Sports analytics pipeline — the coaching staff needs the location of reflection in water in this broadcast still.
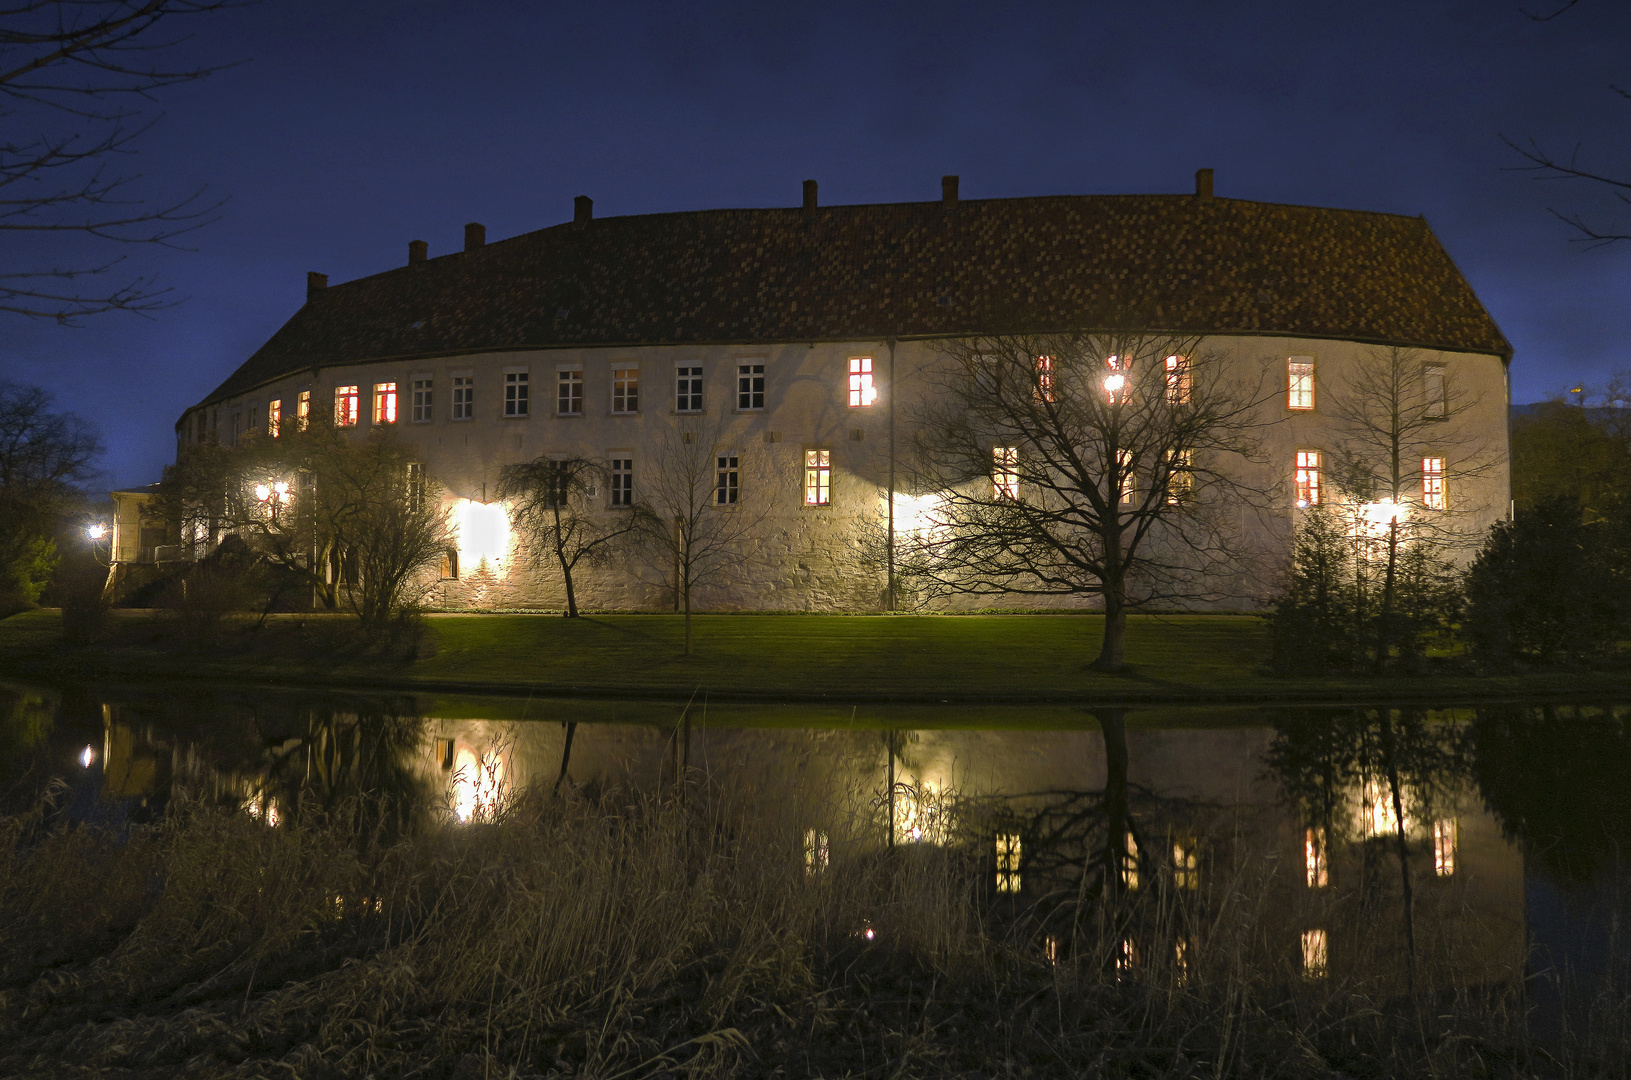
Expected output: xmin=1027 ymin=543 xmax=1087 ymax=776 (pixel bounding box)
xmin=2 ymin=680 xmax=1628 ymax=1050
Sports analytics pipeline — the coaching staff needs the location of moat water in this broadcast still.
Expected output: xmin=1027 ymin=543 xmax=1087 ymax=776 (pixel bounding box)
xmin=4 ymin=679 xmax=1627 ymax=1033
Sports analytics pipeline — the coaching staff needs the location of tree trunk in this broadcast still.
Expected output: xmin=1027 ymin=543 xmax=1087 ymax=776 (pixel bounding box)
xmin=553 ymin=721 xmax=577 ymax=795
xmin=683 ymin=578 xmax=692 ymax=656
xmin=1098 ymin=709 xmax=1132 ymax=897
xmin=1377 ymin=709 xmax=1417 ymax=995
xmin=1372 ymin=518 xmax=1400 ymax=674
xmin=555 ymin=540 xmax=578 ymax=618
xmin=1094 ymin=581 xmax=1127 ymax=670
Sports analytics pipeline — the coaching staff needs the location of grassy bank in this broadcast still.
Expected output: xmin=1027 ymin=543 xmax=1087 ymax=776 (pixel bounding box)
xmin=2 ymin=781 xmax=1617 ymax=1080
xmin=1 ymin=607 xmax=1626 ymax=706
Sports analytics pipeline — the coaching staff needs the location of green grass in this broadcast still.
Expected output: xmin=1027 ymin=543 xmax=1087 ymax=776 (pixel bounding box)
xmin=1 ymin=606 xmax=1628 ymax=707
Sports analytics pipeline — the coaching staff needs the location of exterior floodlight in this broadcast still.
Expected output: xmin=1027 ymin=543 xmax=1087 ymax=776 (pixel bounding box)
xmin=1360 ymin=500 xmax=1401 ymax=527
xmin=254 ymin=483 xmax=271 ymax=502
xmin=273 ymin=481 xmax=289 ymax=497
xmin=1103 ymin=373 xmax=1127 ymax=394
xmin=80 ymin=745 xmax=95 ymax=768
xmin=87 ymin=523 xmax=107 ymax=540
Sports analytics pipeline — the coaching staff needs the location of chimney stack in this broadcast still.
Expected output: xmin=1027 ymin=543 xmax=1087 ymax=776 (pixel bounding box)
xmin=464 ymin=222 xmax=486 ymax=251
xmin=574 ymin=195 xmax=593 ymax=224
xmin=803 ymin=179 xmax=818 ymax=212
xmin=942 ymin=175 xmax=959 ymax=206
xmin=1195 ymin=168 xmax=1214 ymax=200
xmin=306 ymin=271 xmax=328 ymax=299
xmin=408 ymin=239 xmax=428 ymax=265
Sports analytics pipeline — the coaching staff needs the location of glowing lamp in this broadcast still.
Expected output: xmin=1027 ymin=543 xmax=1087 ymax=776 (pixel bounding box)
xmin=79 ymin=745 xmax=95 ymax=768
xmin=254 ymin=483 xmax=271 ymax=502
xmin=453 ymin=498 xmax=513 ymax=576
xmin=1360 ymin=500 xmax=1401 ymax=527
xmin=87 ymin=523 xmax=107 ymax=540
xmin=1103 ymin=373 xmax=1127 ymax=394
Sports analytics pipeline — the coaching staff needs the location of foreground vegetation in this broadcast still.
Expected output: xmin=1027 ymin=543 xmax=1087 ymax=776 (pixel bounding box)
xmin=1 ymin=608 xmax=1625 ymax=705
xmin=1 ymin=777 xmax=1623 ymax=1080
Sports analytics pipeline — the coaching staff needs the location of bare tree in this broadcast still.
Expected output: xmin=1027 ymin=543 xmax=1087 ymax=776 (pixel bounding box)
xmin=0 ymin=380 xmax=101 ymax=604
xmin=2 ymin=0 xmax=241 ymax=323
xmin=1326 ymin=345 xmax=1499 ymax=671
xmin=901 ymin=331 xmax=1273 ymax=671
xmin=635 ymin=416 xmax=767 ymax=656
xmin=496 ymin=455 xmax=641 ymax=617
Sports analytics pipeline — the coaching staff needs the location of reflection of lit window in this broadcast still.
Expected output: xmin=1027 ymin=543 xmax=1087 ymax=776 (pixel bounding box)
xmin=804 ymin=449 xmax=830 ymax=506
xmin=1288 ymin=359 xmax=1315 ymax=410
xmin=1172 ymin=835 xmax=1199 ymax=890
xmin=1165 ymin=450 xmax=1192 ymax=505
xmin=992 ymin=447 xmax=1019 ymax=500
xmin=848 ymin=357 xmax=877 ymax=407
xmin=996 ymin=833 xmax=1022 ymax=893
xmin=334 ymin=385 xmax=359 ymax=427
xmin=1043 ymin=934 xmax=1061 ymax=965
xmin=1360 ymin=777 xmax=1410 ymax=837
xmin=267 ymin=399 xmax=282 ymax=438
xmin=1120 ymin=831 xmax=1140 ymax=891
xmin=1034 ymin=355 xmax=1055 ymax=403
xmin=1422 ymin=457 xmax=1445 ymax=510
xmin=1175 ymin=936 xmax=1196 ymax=985
xmin=1165 ymin=355 xmax=1191 ymax=404
xmin=450 ymin=745 xmax=507 ymax=823
xmin=1295 ymin=450 xmax=1321 ymax=507
xmin=1115 ymin=937 xmax=1139 ymax=976
xmin=1433 ymin=818 xmax=1457 ymax=877
xmin=1301 ymin=928 xmax=1328 ymax=977
xmin=373 ymin=382 xmax=397 ymax=424
xmin=1305 ymin=826 xmax=1329 ymax=888
xmin=804 ymin=828 xmax=829 ymax=875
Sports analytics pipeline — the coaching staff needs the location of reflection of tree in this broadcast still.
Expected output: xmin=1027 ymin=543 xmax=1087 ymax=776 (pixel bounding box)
xmin=1472 ymin=703 xmax=1631 ymax=884
xmin=259 ymin=704 xmax=430 ymax=843
xmin=1265 ymin=706 xmax=1469 ymax=984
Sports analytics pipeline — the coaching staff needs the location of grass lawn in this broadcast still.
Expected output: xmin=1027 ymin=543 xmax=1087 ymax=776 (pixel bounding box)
xmin=2 ymin=607 xmax=1627 ymax=706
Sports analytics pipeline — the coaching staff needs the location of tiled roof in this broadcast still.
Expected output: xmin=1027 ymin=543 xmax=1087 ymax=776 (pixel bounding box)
xmin=197 ymin=193 xmax=1510 ymax=407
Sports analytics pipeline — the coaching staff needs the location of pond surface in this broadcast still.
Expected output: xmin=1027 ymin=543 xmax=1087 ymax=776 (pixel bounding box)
xmin=4 ymin=679 xmax=1628 ymax=1031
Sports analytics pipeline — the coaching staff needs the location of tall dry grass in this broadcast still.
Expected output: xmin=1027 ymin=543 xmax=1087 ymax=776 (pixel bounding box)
xmin=0 ymin=775 xmax=1625 ymax=1079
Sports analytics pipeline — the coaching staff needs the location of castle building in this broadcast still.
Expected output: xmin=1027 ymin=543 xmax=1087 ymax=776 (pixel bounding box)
xmin=162 ymin=171 xmax=1511 ymax=612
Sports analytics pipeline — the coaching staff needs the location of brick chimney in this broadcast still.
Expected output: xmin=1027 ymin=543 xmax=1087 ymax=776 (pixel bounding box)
xmin=464 ymin=222 xmax=486 ymax=251
xmin=306 ymin=271 xmax=328 ymax=299
xmin=408 ymin=239 xmax=427 ymax=265
xmin=574 ymin=195 xmax=593 ymax=223
xmin=803 ymin=179 xmax=818 ymax=212
xmin=1195 ymin=168 xmax=1214 ymax=200
xmin=942 ymin=175 xmax=959 ymax=205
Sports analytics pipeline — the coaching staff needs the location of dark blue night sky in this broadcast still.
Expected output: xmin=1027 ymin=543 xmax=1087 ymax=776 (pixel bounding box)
xmin=4 ymin=0 xmax=1629 ymax=489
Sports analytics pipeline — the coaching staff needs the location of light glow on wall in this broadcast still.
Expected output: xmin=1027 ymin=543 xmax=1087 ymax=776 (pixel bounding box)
xmin=452 ymin=498 xmax=512 ymax=578
xmin=890 ymin=492 xmax=944 ymax=536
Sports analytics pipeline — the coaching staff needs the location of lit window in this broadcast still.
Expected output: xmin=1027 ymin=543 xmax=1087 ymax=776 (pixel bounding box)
xmin=738 ymin=363 xmax=765 ymax=410
xmin=505 ymin=371 xmax=529 ymax=417
xmin=1034 ymin=355 xmax=1055 ymax=403
xmin=610 ymin=458 xmax=633 ymax=507
xmin=1301 ymin=929 xmax=1328 ymax=978
xmin=612 ymin=367 xmax=639 ymax=413
xmin=848 ymin=357 xmax=877 ymax=407
xmin=716 ymin=454 xmax=738 ymax=505
xmin=452 ymin=376 xmax=473 ymax=420
xmin=677 ymin=366 xmax=703 ymax=413
xmin=1422 ymin=457 xmax=1445 ymax=510
xmin=1165 ymin=355 xmax=1191 ymax=404
xmin=267 ymin=399 xmax=282 ymax=438
xmin=992 ymin=447 xmax=1019 ymax=500
xmin=1288 ymin=359 xmax=1315 ymax=410
xmin=1117 ymin=448 xmax=1135 ymax=505
xmin=804 ymin=449 xmax=831 ymax=506
xmin=804 ymin=828 xmax=829 ymax=875
xmin=407 ymin=463 xmax=426 ymax=510
xmin=334 ymin=385 xmax=359 ymax=427
xmin=1295 ymin=451 xmax=1322 ymax=507
xmin=1172 ymin=835 xmax=1199 ymax=890
xmin=439 ymin=547 xmax=459 ymax=580
xmin=1120 ymin=831 xmax=1140 ymax=891
xmin=1433 ymin=818 xmax=1457 ymax=877
xmin=373 ymin=382 xmax=397 ymax=424
xmin=1424 ymin=365 xmax=1446 ymax=419
xmin=1305 ymin=826 xmax=1329 ymax=888
xmin=411 ymin=379 xmax=432 ymax=422
xmin=297 ymin=390 xmax=311 ymax=431
xmin=1165 ymin=450 xmax=1192 ymax=505
xmin=996 ymin=833 xmax=1022 ymax=893
xmin=557 ymin=370 xmax=582 ymax=415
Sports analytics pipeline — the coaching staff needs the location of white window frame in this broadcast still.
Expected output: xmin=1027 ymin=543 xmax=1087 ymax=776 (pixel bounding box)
xmin=992 ymin=447 xmax=1019 ymax=500
xmin=848 ymin=356 xmax=877 ymax=407
xmin=1423 ymin=364 xmax=1446 ymax=419
xmin=557 ymin=365 xmax=583 ymax=416
xmin=676 ymin=364 xmax=704 ymax=413
xmin=716 ymin=452 xmax=739 ymax=505
xmin=737 ymin=361 xmax=766 ymax=411
xmin=410 ymin=376 xmax=433 ymax=423
xmin=1422 ymin=456 xmax=1446 ymax=510
xmin=451 ymin=372 xmax=474 ymax=421
xmin=804 ymin=448 xmax=831 ymax=506
xmin=504 ymin=369 xmax=530 ymax=418
xmin=1288 ymin=358 xmax=1315 ymax=410
xmin=609 ymin=454 xmax=634 ymax=507
xmin=1295 ymin=450 xmax=1322 ymax=507
xmin=611 ymin=364 xmax=640 ymax=415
